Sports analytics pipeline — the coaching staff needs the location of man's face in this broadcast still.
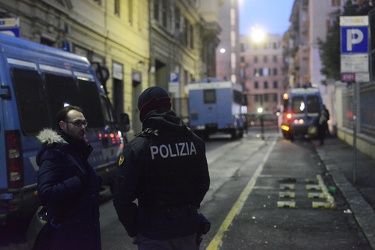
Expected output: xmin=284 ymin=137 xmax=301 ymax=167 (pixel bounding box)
xmin=60 ymin=110 xmax=87 ymax=141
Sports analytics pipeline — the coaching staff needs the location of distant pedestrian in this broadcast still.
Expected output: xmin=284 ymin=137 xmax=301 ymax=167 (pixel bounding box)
xmin=318 ymin=105 xmax=330 ymax=145
xmin=35 ymin=106 xmax=101 ymax=250
xmin=113 ymin=86 xmax=210 ymax=249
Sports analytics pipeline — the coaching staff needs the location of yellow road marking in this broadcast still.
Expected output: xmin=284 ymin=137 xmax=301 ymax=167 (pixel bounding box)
xmin=206 ymin=137 xmax=277 ymax=250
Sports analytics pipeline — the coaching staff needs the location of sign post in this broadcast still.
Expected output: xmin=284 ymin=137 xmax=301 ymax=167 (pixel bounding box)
xmin=340 ymin=16 xmax=370 ymax=183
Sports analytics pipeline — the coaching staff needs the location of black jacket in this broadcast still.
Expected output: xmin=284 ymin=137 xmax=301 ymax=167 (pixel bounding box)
xmin=113 ymin=110 xmax=210 ymax=240
xmin=36 ymin=129 xmax=101 ymax=250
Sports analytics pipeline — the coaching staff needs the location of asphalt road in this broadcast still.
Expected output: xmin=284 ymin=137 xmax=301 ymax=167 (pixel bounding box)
xmin=199 ymin=131 xmax=371 ymax=250
xmin=1 ymin=128 xmax=372 ymax=249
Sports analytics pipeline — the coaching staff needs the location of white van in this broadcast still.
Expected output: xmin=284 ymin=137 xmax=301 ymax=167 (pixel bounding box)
xmin=0 ymin=34 xmax=128 ymax=224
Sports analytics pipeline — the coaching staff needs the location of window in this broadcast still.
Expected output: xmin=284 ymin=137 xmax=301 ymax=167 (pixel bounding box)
xmin=154 ymin=0 xmax=159 ymax=21
xmin=240 ymin=56 xmax=245 ymax=63
xmin=128 ymin=0 xmax=133 ymax=24
xmin=306 ymin=96 xmax=321 ymax=113
xmin=44 ymin=73 xmax=106 ymax=129
xmin=93 ymin=0 xmax=102 ymax=5
xmin=175 ymin=6 xmax=180 ymax=32
xmin=331 ymin=0 xmax=341 ymax=7
xmin=182 ymin=17 xmax=188 ymax=46
xmin=204 ymin=89 xmax=216 ymax=104
xmin=254 ymin=81 xmax=259 ymax=89
xmin=273 ymin=55 xmax=277 ymax=63
xmin=263 ymin=56 xmax=268 ymax=63
xmin=264 ymin=94 xmax=269 ymax=102
xmin=189 ymin=22 xmax=194 ymax=49
xmin=12 ymin=68 xmax=49 ymax=135
xmin=273 ymin=68 xmax=278 ymax=75
xmin=40 ymin=37 xmax=55 ymax=47
xmin=263 ymin=68 xmax=269 ymax=76
xmin=264 ymin=81 xmax=268 ymax=89
xmin=44 ymin=73 xmax=81 ymax=125
xmin=240 ymin=68 xmax=245 ymax=79
xmin=291 ymin=97 xmax=305 ymax=114
xmin=162 ymin=0 xmax=168 ymax=27
xmin=114 ymin=0 xmax=120 ymax=16
xmin=273 ymin=81 xmax=278 ymax=89
xmin=78 ymin=79 xmax=105 ymax=128
xmin=254 ymin=56 xmax=258 ymax=63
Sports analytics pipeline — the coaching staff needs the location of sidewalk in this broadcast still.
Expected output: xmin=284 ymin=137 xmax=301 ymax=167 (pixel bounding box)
xmin=313 ymin=136 xmax=375 ymax=249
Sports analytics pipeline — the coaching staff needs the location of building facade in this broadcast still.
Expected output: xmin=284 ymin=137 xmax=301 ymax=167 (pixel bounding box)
xmin=0 ymin=0 xmax=150 ymax=136
xmin=240 ymin=34 xmax=285 ymax=114
xmin=216 ymin=0 xmax=240 ymax=83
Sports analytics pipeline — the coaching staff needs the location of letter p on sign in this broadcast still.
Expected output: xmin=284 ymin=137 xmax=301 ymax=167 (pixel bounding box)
xmin=346 ymin=29 xmax=363 ymax=51
xmin=341 ymin=26 xmax=368 ymax=54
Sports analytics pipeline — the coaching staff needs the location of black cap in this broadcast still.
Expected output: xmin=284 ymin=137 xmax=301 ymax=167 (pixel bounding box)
xmin=137 ymin=86 xmax=171 ymax=122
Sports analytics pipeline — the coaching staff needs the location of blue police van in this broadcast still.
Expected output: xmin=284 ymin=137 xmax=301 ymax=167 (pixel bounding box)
xmin=280 ymin=86 xmax=323 ymax=140
xmin=188 ymin=79 xmax=246 ymax=140
xmin=0 ymin=34 xmax=128 ymax=224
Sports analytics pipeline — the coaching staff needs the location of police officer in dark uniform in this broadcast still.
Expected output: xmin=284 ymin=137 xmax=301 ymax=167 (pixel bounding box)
xmin=113 ymin=86 xmax=210 ymax=250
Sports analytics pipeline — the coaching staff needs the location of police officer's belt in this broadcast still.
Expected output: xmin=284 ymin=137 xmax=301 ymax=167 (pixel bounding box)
xmin=140 ymin=205 xmax=197 ymax=219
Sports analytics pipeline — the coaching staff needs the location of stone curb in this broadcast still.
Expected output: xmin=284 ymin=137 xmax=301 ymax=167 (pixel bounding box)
xmin=317 ymin=150 xmax=375 ymax=250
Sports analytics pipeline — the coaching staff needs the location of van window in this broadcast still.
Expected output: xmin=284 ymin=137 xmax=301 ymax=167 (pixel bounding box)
xmin=306 ymin=96 xmax=320 ymax=113
xmin=12 ymin=68 xmax=49 ymax=135
xmin=44 ymin=73 xmax=80 ymax=129
xmin=78 ymin=79 xmax=105 ymax=128
xmin=291 ymin=96 xmax=305 ymax=114
xmin=100 ymin=95 xmax=115 ymax=125
xmin=204 ymin=89 xmax=216 ymax=104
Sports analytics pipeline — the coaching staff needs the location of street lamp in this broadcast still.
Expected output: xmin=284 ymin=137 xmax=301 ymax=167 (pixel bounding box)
xmin=257 ymin=107 xmax=264 ymax=140
xmin=250 ymin=26 xmax=267 ymax=44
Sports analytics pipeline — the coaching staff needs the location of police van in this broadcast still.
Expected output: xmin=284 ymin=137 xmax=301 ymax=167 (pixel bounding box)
xmin=0 ymin=34 xmax=128 ymax=224
xmin=280 ymin=86 xmax=323 ymax=140
xmin=188 ymin=79 xmax=246 ymax=140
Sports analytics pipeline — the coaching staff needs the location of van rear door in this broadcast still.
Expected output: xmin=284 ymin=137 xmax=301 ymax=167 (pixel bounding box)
xmin=203 ymin=89 xmax=219 ymax=127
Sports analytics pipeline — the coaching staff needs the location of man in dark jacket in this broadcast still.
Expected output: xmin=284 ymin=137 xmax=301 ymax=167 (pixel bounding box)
xmin=318 ymin=104 xmax=330 ymax=145
xmin=36 ymin=106 xmax=101 ymax=250
xmin=113 ymin=86 xmax=210 ymax=249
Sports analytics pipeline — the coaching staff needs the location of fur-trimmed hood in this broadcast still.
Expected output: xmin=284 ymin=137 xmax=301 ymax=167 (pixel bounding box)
xmin=36 ymin=128 xmax=66 ymax=145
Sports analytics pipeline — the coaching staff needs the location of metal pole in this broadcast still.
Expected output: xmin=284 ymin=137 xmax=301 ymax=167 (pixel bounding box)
xmin=353 ymin=82 xmax=358 ymax=184
xmin=260 ymin=116 xmax=264 ymax=140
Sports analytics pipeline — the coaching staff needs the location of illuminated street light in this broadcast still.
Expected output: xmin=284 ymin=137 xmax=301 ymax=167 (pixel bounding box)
xmin=219 ymin=48 xmax=226 ymax=53
xmin=250 ymin=26 xmax=266 ymax=43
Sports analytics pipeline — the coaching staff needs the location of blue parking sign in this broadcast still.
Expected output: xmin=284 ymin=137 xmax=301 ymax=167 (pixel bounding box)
xmin=341 ymin=26 xmax=368 ymax=53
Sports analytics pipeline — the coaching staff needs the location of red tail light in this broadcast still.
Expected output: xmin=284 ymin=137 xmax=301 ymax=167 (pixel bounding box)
xmin=5 ymin=131 xmax=23 ymax=188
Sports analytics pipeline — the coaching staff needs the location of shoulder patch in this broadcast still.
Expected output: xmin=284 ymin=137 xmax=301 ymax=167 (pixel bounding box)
xmin=118 ymin=155 xmax=125 ymax=166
